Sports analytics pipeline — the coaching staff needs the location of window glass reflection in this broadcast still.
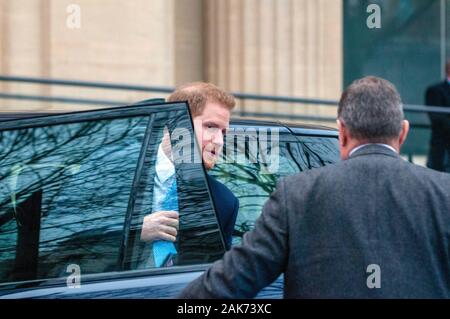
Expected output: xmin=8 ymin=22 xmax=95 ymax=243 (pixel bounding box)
xmin=211 ymin=133 xmax=339 ymax=245
xmin=0 ymin=116 xmax=149 ymax=283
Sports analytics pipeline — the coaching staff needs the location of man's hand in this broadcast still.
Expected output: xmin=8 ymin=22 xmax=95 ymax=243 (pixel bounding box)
xmin=140 ymin=211 xmax=179 ymax=243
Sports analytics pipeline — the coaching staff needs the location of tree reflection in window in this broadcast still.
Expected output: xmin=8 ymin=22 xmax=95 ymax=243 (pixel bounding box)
xmin=211 ymin=134 xmax=339 ymax=245
xmin=0 ymin=116 xmax=149 ymax=282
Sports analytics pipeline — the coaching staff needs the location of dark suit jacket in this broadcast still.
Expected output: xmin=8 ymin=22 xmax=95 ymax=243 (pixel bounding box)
xmin=138 ymin=173 xmax=238 ymax=268
xmin=179 ymin=145 xmax=450 ymax=298
xmin=426 ymin=81 xmax=450 ymax=136
xmin=207 ymin=175 xmax=239 ymax=250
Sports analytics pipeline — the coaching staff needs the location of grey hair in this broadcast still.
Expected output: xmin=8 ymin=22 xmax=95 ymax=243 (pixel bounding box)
xmin=337 ymin=76 xmax=404 ymax=142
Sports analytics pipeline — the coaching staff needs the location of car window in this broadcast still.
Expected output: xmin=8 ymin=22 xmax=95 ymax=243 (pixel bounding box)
xmin=210 ymin=128 xmax=340 ymax=245
xmin=0 ymin=103 xmax=224 ymax=287
xmin=122 ymin=110 xmax=226 ymax=270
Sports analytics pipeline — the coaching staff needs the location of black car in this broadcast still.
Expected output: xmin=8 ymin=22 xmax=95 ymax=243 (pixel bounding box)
xmin=0 ymin=100 xmax=339 ymax=298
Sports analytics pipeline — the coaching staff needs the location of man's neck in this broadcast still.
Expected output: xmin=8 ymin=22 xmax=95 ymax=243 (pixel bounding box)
xmin=348 ymin=143 xmax=398 ymax=158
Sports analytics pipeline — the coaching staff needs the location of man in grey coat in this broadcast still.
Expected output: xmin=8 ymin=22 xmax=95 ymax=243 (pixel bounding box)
xmin=178 ymin=76 xmax=450 ymax=298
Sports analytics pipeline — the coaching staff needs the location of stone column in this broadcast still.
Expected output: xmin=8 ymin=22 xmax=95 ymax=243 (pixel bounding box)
xmin=174 ymin=0 xmax=204 ymax=85
xmin=204 ymin=0 xmax=343 ymax=120
xmin=0 ymin=0 xmax=206 ymax=111
xmin=0 ymin=0 xmax=50 ymax=110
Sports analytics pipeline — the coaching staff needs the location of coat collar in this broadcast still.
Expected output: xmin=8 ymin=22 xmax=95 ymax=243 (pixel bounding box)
xmin=349 ymin=144 xmax=399 ymax=159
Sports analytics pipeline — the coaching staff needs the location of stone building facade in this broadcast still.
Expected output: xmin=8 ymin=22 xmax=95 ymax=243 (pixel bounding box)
xmin=0 ymin=0 xmax=342 ymax=119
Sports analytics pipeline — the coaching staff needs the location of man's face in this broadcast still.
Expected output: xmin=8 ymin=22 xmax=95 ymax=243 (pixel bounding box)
xmin=193 ymin=102 xmax=231 ymax=170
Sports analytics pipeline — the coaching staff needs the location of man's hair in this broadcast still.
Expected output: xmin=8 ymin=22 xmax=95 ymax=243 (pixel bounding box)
xmin=337 ymin=76 xmax=404 ymax=143
xmin=167 ymin=82 xmax=235 ymax=117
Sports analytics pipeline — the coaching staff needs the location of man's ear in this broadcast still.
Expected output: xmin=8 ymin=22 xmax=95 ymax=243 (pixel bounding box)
xmin=337 ymin=119 xmax=348 ymax=148
xmin=398 ymin=120 xmax=409 ymax=147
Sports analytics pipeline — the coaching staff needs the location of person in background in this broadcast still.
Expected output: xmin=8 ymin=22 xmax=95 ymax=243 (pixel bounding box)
xmin=425 ymin=59 xmax=450 ymax=172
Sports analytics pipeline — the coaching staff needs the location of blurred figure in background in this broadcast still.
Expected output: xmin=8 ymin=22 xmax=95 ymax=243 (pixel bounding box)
xmin=425 ymin=59 xmax=450 ymax=172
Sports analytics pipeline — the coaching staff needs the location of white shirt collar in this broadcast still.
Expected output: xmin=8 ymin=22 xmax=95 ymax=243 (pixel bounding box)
xmin=349 ymin=143 xmax=397 ymax=158
xmin=155 ymin=143 xmax=175 ymax=183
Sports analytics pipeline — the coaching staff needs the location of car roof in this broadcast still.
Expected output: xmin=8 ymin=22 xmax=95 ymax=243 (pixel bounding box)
xmin=231 ymin=118 xmax=338 ymax=137
xmin=0 ymin=111 xmax=338 ymax=137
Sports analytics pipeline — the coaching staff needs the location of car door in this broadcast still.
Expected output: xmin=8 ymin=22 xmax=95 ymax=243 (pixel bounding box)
xmin=210 ymin=122 xmax=340 ymax=298
xmin=0 ymin=101 xmax=225 ymax=298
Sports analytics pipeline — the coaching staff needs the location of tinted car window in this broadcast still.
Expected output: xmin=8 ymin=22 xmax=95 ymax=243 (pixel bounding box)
xmin=210 ymin=127 xmax=339 ymax=245
xmin=123 ymin=110 xmax=226 ymax=270
xmin=0 ymin=103 xmax=224 ymax=287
